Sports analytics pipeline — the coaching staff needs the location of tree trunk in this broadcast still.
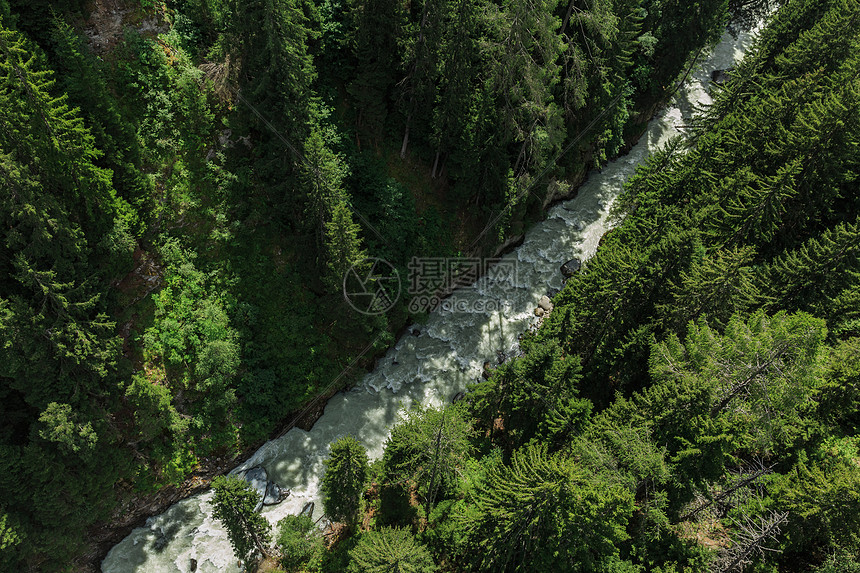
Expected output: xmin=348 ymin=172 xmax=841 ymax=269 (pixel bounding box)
xmin=400 ymin=120 xmax=411 ymax=158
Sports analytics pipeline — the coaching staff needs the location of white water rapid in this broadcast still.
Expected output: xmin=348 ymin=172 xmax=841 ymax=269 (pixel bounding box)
xmin=102 ymin=24 xmax=761 ymax=573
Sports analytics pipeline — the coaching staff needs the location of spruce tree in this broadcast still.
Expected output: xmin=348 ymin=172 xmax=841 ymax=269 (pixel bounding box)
xmin=211 ymin=475 xmax=272 ymax=564
xmin=301 ymin=129 xmax=366 ymax=291
xmin=348 ymin=527 xmax=437 ymax=573
xmin=457 ymin=442 xmax=634 ymax=572
xmin=321 ymin=435 xmax=370 ymax=526
xmin=324 ymin=198 xmax=366 ymax=292
xmin=382 ymin=405 xmax=473 ymax=514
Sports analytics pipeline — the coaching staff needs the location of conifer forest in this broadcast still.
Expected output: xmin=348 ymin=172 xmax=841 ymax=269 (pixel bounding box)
xmin=1 ymin=0 xmax=859 ymax=571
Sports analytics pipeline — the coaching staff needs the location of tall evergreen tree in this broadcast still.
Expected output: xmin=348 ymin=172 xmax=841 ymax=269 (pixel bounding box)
xmin=321 ymin=435 xmax=370 ymax=526
xmin=211 ymin=475 xmax=272 ymax=564
xmin=456 ymin=443 xmax=634 ymax=572
xmin=301 ymin=129 xmax=366 ymax=291
xmin=382 ymin=405 xmax=473 ymax=514
xmin=346 ymin=0 xmax=403 ymax=145
xmin=348 ymin=527 xmax=437 ymax=573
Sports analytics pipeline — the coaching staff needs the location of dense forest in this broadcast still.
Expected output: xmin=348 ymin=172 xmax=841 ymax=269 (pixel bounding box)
xmin=0 ymin=0 xmax=857 ymax=570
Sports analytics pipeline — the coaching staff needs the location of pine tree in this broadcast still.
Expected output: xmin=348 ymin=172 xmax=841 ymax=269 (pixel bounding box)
xmin=485 ymin=0 xmax=565 ymax=177
xmin=348 ymin=527 xmax=437 ymax=573
xmin=456 ymin=442 xmax=634 ymax=572
xmin=468 ymin=338 xmax=588 ymax=450
xmin=226 ymin=0 xmax=316 ymax=137
xmin=382 ymin=405 xmax=473 ymax=514
xmin=301 ymin=129 xmax=366 ymax=291
xmin=645 ymin=311 xmax=828 ymax=481
xmin=661 ymin=245 xmax=760 ymax=331
xmin=321 ymin=435 xmax=370 ymax=526
xmin=50 ymin=15 xmax=147 ymax=224
xmin=429 ymin=0 xmax=482 ymax=178
xmin=275 ymin=514 xmax=324 ymax=572
xmin=324 ymin=198 xmax=365 ymax=292
xmin=0 ymin=23 xmax=123 ymax=235
xmin=709 ymin=160 xmax=802 ymax=248
xmin=211 ymin=475 xmax=272 ymax=564
xmin=758 ymin=218 xmax=860 ymax=318
xmin=346 ymin=0 xmax=404 ymax=145
xmin=397 ymin=0 xmax=445 ymax=158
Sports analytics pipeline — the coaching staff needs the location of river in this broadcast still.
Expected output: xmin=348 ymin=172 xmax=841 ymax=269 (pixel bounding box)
xmin=102 ymin=22 xmax=761 ymax=573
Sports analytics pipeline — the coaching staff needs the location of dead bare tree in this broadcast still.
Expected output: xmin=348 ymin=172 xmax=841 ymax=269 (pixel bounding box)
xmin=712 ymin=511 xmax=788 ymax=573
xmin=680 ymin=459 xmax=774 ymax=522
xmin=199 ymin=55 xmax=236 ymax=103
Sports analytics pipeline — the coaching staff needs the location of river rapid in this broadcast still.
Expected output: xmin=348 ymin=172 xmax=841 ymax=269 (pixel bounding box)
xmin=102 ymin=23 xmax=761 ymax=573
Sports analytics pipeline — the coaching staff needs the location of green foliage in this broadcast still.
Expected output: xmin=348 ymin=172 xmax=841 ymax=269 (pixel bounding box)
xmin=817 ymin=337 xmax=860 ymax=434
xmin=572 ymin=417 xmax=671 ymax=538
xmin=211 ymin=475 xmax=272 ymax=563
xmin=0 ymin=509 xmax=23 ymax=558
xmin=321 ymin=435 xmax=370 ymax=525
xmin=347 ymin=527 xmax=437 ymax=573
xmin=50 ymin=15 xmax=149 ymax=225
xmin=0 ymin=19 xmax=137 ymax=569
xmin=98 ymin=216 xmax=137 ymax=280
xmin=302 ymin=129 xmax=367 ymax=290
xmin=454 ymin=442 xmax=635 ymax=572
xmin=2 ymin=0 xmax=855 ymax=570
xmin=770 ymin=455 xmax=860 ymax=559
xmin=37 ymin=402 xmax=98 ymax=456
xmin=124 ymin=373 xmax=182 ymax=444
xmin=276 ymin=514 xmax=324 ymax=572
xmin=813 ymin=550 xmax=860 ymax=573
xmin=381 ymin=404 xmax=473 ymax=515
xmin=643 ymin=311 xmax=827 ymax=484
xmin=469 ymin=338 xmax=589 ymax=450
xmin=140 ymin=238 xmax=239 ymax=456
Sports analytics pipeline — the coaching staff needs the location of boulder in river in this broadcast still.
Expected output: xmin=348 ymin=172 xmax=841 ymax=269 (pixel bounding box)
xmin=242 ymin=466 xmax=289 ymax=510
xmin=560 ymin=258 xmax=582 ymax=278
xmin=711 ymin=68 xmax=734 ymax=84
xmin=534 ymin=307 xmax=545 ymax=318
xmin=538 ymin=295 xmax=553 ymax=312
xmin=243 ymin=466 xmax=269 ymax=511
xmin=263 ymin=481 xmax=289 ymax=506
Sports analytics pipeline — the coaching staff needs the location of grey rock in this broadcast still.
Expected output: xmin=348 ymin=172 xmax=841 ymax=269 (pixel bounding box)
xmin=538 ymin=295 xmax=553 ymax=312
xmin=452 ymin=391 xmax=466 ymax=403
xmin=243 ymin=466 xmax=268 ymax=512
xmin=711 ymin=68 xmax=733 ymax=84
xmin=263 ymin=481 xmax=289 ymax=506
xmin=560 ymin=258 xmax=582 ymax=278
